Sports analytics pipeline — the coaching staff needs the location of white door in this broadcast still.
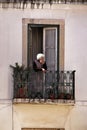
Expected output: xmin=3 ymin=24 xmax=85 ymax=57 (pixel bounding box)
xmin=43 ymin=27 xmax=57 ymax=71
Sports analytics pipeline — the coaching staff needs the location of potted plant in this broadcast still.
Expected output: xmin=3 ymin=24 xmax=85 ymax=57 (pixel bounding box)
xmin=10 ymin=63 xmax=29 ymax=98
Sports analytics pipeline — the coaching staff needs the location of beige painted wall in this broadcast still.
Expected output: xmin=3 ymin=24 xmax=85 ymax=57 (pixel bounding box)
xmin=0 ymin=103 xmax=87 ymax=130
xmin=13 ymin=104 xmax=87 ymax=130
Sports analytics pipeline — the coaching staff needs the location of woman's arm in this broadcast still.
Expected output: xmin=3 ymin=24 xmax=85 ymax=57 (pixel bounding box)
xmin=33 ymin=61 xmax=42 ymax=72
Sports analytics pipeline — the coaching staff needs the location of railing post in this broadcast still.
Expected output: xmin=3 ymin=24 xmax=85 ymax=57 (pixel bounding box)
xmin=72 ymin=70 xmax=76 ymax=100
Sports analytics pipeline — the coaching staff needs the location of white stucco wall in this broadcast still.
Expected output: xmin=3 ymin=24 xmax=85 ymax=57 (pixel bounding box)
xmin=65 ymin=9 xmax=87 ymax=101
xmin=0 ymin=103 xmax=12 ymax=130
xmin=0 ymin=4 xmax=87 ymax=101
xmin=0 ymin=3 xmax=87 ymax=130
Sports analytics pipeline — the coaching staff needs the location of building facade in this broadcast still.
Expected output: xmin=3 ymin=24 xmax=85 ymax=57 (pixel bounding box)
xmin=0 ymin=1 xmax=87 ymax=130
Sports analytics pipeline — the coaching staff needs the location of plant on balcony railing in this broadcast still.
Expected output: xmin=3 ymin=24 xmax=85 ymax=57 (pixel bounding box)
xmin=10 ymin=63 xmax=75 ymax=101
xmin=10 ymin=62 xmax=30 ymax=98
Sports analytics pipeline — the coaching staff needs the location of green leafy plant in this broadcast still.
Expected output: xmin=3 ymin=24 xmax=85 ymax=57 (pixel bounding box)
xmin=10 ymin=63 xmax=30 ymax=98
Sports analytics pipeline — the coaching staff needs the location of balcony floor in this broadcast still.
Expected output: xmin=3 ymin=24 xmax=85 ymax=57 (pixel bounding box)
xmin=13 ymin=98 xmax=75 ymax=105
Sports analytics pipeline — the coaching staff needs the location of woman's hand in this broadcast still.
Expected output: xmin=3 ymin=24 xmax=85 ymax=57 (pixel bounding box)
xmin=42 ymin=68 xmax=46 ymax=72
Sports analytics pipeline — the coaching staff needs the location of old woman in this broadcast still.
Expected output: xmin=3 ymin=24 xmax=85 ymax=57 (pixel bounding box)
xmin=32 ymin=53 xmax=47 ymax=98
xmin=33 ymin=53 xmax=47 ymax=72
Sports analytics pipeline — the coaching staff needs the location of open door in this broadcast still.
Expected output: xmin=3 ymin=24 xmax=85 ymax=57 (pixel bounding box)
xmin=27 ymin=25 xmax=59 ymax=99
xmin=43 ymin=27 xmax=58 ymax=71
xmin=43 ymin=27 xmax=58 ymax=99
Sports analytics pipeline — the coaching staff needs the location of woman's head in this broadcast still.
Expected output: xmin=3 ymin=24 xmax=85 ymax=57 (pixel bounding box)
xmin=37 ymin=53 xmax=45 ymax=64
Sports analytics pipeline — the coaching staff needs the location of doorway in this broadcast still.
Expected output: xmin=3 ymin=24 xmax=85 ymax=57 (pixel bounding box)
xmin=27 ymin=24 xmax=59 ymax=71
xmin=22 ymin=19 xmax=65 ymax=99
xmin=27 ymin=24 xmax=59 ymax=99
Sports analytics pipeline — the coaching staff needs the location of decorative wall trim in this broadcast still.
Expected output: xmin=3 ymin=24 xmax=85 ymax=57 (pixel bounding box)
xmin=22 ymin=128 xmax=65 ymax=130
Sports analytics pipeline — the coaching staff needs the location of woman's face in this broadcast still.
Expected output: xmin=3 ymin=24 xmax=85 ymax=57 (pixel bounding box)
xmin=39 ymin=57 xmax=45 ymax=64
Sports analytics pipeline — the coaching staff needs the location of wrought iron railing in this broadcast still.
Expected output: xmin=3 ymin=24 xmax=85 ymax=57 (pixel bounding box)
xmin=12 ymin=68 xmax=75 ymax=101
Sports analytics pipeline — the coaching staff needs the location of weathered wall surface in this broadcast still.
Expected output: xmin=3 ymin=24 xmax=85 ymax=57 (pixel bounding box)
xmin=13 ymin=104 xmax=87 ymax=130
xmin=0 ymin=4 xmax=87 ymax=101
xmin=0 ymin=103 xmax=87 ymax=130
xmin=0 ymin=3 xmax=87 ymax=130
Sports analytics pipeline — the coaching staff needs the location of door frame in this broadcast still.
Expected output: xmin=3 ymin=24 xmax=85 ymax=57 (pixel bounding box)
xmin=22 ymin=19 xmax=65 ymax=71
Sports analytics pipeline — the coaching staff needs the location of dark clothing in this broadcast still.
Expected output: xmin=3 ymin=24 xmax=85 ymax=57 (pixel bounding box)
xmin=33 ymin=60 xmax=47 ymax=72
xmin=32 ymin=60 xmax=47 ymax=98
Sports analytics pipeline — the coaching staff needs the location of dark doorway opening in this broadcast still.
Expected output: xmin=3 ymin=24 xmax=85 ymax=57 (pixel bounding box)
xmin=27 ymin=24 xmax=59 ymax=72
xmin=27 ymin=24 xmax=59 ymax=99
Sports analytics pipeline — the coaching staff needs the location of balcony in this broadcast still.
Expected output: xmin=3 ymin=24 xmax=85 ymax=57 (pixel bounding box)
xmin=11 ymin=65 xmax=75 ymax=103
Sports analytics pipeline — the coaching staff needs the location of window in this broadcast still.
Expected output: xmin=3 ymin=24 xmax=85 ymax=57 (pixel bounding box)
xmin=27 ymin=24 xmax=59 ymax=71
xmin=22 ymin=19 xmax=65 ymax=70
